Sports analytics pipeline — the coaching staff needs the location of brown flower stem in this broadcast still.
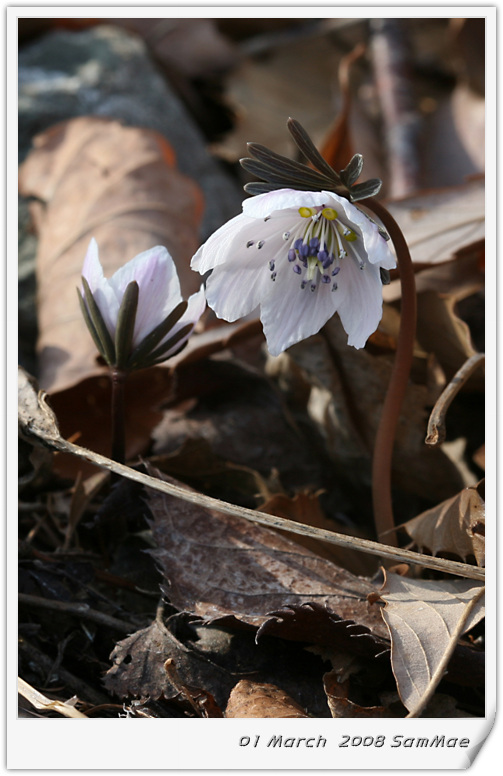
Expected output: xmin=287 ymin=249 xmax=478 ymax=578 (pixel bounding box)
xmin=363 ymin=197 xmax=417 ymax=546
xmin=110 ymin=368 xmax=127 ymax=464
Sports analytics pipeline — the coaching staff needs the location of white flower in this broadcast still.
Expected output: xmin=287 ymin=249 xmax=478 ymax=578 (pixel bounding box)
xmin=80 ymin=238 xmax=206 ymax=370
xmin=191 ymin=189 xmax=396 ymax=356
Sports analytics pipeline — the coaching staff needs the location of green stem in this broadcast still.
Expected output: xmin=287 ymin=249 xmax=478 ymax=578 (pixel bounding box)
xmin=363 ymin=197 xmax=417 ymax=546
xmin=110 ymin=369 xmax=128 ymax=464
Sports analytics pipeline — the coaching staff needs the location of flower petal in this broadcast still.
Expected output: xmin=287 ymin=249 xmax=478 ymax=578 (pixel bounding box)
xmin=81 ymin=240 xmax=120 ymax=338
xmin=108 ymin=246 xmax=182 ymax=346
xmin=243 ymin=188 xmax=329 ymax=219
xmin=259 ymin=255 xmax=341 ymax=356
xmin=191 ymin=213 xmax=257 ymax=274
xmin=336 ymin=255 xmax=384 ymax=348
xmin=81 ymin=238 xmax=105 ymax=293
xmin=203 ymin=213 xmax=295 ymax=321
xmin=323 ymin=192 xmax=396 ymax=269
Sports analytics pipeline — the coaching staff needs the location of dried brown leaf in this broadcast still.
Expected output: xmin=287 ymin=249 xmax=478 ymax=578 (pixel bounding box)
xmin=225 ymin=680 xmax=309 ymax=718
xmin=280 ymin=317 xmax=464 ymax=503
xmin=323 ymin=672 xmax=396 ymax=718
xmin=104 ymin=616 xmax=233 ymax=709
xmin=415 ymin=291 xmax=481 ymax=387
xmin=401 ymin=482 xmax=485 ymax=566
xmin=378 ymin=571 xmax=485 ymax=712
xmin=259 ymin=492 xmax=377 ymax=576
xmin=384 ymin=177 xmax=484 ymax=267
xmin=146 ymin=471 xmax=389 ymax=641
xmin=255 ymin=603 xmax=389 ymax=660
xmin=18 ymin=366 xmax=60 ymax=445
xmin=385 ymin=244 xmax=484 ymax=305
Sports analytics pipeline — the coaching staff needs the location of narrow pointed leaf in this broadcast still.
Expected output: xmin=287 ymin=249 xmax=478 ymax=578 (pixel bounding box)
xmin=287 ymin=118 xmax=342 ymax=181
xmin=241 ymin=157 xmax=337 ymax=191
xmin=137 ymin=339 xmax=189 ymax=369
xmin=350 ymin=179 xmax=383 ymax=200
xmin=126 ymin=300 xmax=188 ymax=370
xmin=114 ymin=280 xmax=139 ymax=370
xmin=244 ymin=182 xmax=280 ymax=195
xmin=341 ymin=154 xmax=364 ymax=186
xmin=131 ymin=322 xmax=193 ymax=369
xmin=81 ymin=276 xmax=116 ymax=365
xmin=241 ymin=163 xmax=324 ymax=191
xmin=246 ymin=142 xmax=340 ymax=186
xmin=77 ymin=289 xmax=109 ymax=363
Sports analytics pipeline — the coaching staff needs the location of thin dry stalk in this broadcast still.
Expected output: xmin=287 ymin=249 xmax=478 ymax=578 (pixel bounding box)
xmin=426 ymin=353 xmax=485 ymax=446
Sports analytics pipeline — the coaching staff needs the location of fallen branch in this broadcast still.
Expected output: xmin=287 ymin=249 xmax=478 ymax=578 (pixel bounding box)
xmin=18 ymin=592 xmax=136 ymax=634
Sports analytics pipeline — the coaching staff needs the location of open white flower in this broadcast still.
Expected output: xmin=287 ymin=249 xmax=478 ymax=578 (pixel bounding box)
xmin=80 ymin=238 xmax=206 ymax=370
xmin=191 ymin=189 xmax=396 ymax=356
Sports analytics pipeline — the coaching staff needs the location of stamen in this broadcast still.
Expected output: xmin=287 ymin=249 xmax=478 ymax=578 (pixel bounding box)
xmin=299 ymin=207 xmax=315 ymax=218
xmin=257 ymin=240 xmax=265 ymax=249
xmin=332 ymin=282 xmax=338 ymax=291
xmin=321 ymin=275 xmax=331 ymax=284
xmin=283 ymin=231 xmax=291 ymax=240
xmin=269 ymin=260 xmax=275 ymax=271
xmin=293 ymin=265 xmax=302 ymax=274
xmin=332 ymin=266 xmax=340 ymax=276
xmin=271 ymin=272 xmax=277 ymax=281
xmin=246 ymin=240 xmax=254 ymax=248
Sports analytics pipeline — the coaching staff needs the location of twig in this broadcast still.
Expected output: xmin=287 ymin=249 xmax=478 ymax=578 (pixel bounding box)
xmin=18 ymin=640 xmax=109 ymax=706
xmin=46 ymin=436 xmax=483 ymax=581
xmin=18 ymin=592 xmax=135 ymax=634
xmin=363 ymin=197 xmax=417 ymax=546
xmin=426 ymin=353 xmax=485 ymax=446
xmin=405 ymin=585 xmax=486 ymax=718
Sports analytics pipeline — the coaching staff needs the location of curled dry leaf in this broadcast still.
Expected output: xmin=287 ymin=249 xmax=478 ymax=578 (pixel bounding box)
xmin=255 ymin=603 xmax=389 ymax=661
xmin=401 ymin=481 xmax=485 ymax=566
xmin=415 ymin=291 xmax=481 ymax=388
xmin=378 ymin=571 xmax=485 ymax=712
xmin=19 ymin=116 xmax=204 ymax=395
xmin=225 ymin=680 xmax=309 ymax=718
xmin=104 ymin=616 xmax=233 ymax=710
xmin=323 ymin=672 xmax=395 ymax=718
xmin=145 ymin=469 xmax=389 ymax=642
